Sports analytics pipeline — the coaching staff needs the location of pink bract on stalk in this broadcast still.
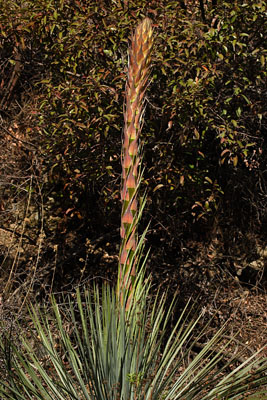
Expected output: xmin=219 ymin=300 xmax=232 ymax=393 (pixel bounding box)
xmin=118 ymin=18 xmax=153 ymax=304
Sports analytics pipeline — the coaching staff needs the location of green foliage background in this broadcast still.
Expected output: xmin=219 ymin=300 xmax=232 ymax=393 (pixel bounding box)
xmin=0 ymin=0 xmax=266 ymax=285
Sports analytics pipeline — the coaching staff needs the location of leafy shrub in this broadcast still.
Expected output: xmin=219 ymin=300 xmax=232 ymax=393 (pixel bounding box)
xmin=0 ymin=0 xmax=266 ymax=272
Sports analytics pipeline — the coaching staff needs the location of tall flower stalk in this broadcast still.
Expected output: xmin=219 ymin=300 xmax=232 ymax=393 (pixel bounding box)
xmin=118 ymin=18 xmax=153 ymax=303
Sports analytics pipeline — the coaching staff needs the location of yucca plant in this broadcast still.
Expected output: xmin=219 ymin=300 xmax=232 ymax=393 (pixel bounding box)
xmin=0 ymin=283 xmax=266 ymax=400
xmin=0 ymin=17 xmax=267 ymax=400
